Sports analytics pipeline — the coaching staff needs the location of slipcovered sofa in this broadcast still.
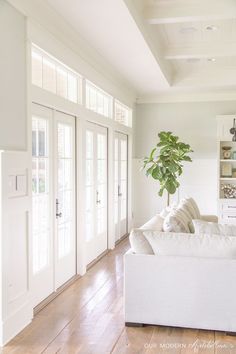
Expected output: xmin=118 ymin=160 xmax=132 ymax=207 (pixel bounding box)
xmin=124 ymin=198 xmax=236 ymax=333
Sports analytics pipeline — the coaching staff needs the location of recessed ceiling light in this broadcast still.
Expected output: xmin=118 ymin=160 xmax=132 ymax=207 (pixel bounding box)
xmin=206 ymin=25 xmax=218 ymax=31
xmin=207 ymin=58 xmax=216 ymax=62
xmin=180 ymin=27 xmax=198 ymax=34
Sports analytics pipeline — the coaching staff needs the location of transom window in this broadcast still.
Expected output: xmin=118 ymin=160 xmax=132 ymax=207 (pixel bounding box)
xmin=32 ymin=45 xmax=82 ymax=104
xmin=115 ymin=100 xmax=132 ymax=127
xmin=86 ymin=80 xmax=113 ymax=118
xmin=31 ymin=45 xmax=133 ymax=126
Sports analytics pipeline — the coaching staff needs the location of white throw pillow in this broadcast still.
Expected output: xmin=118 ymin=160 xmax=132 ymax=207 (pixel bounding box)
xmin=143 ymin=230 xmax=236 ymax=259
xmin=179 ymin=197 xmax=200 ymax=220
xmin=189 ymin=197 xmax=201 ymax=219
xmin=160 ymin=203 xmax=177 ymax=218
xmin=193 ymin=219 xmax=236 ymax=237
xmin=140 ymin=215 xmax=164 ymax=231
xmin=163 ymin=207 xmax=192 ymax=233
xmin=129 ymin=229 xmax=154 ymax=255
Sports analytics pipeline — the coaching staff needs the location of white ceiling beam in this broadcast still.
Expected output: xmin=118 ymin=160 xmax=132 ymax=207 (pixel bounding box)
xmin=145 ymin=1 xmax=236 ymax=24
xmin=165 ymin=44 xmax=236 ymax=60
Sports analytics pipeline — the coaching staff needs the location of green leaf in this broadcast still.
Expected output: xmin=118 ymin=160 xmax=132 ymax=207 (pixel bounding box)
xmin=182 ymin=156 xmax=192 ymax=162
xmin=146 ymin=165 xmax=155 ymax=176
xmin=165 ymin=180 xmax=176 ymax=194
xmin=149 ymin=147 xmax=156 ymax=160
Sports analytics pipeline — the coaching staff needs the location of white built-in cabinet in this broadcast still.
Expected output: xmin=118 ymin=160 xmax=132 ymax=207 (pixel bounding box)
xmin=0 ymin=151 xmax=32 ymax=346
xmin=217 ymin=115 xmax=236 ymax=223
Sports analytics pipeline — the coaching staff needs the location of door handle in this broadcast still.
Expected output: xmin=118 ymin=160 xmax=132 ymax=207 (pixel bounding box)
xmin=118 ymin=185 xmax=122 ymax=197
xmin=96 ymin=191 xmax=101 ymax=204
xmin=56 ymin=198 xmax=62 ymax=218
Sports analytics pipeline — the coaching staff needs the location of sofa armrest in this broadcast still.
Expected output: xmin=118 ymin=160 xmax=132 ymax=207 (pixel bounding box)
xmin=201 ymin=214 xmax=218 ymax=223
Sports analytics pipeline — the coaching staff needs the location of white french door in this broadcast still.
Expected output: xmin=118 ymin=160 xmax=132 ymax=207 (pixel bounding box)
xmin=32 ymin=104 xmax=76 ymax=307
xmin=54 ymin=111 xmax=76 ymax=289
xmin=85 ymin=122 xmax=108 ymax=265
xmin=114 ymin=132 xmax=128 ymax=241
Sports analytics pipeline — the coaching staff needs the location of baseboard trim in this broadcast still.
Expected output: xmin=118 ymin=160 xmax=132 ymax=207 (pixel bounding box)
xmin=1 ymin=303 xmax=33 ymax=346
xmin=34 ymin=274 xmax=81 ymax=315
xmin=86 ymin=249 xmax=110 ymax=271
xmin=125 ymin=322 xmax=144 ymax=327
xmin=115 ymin=233 xmax=129 ymax=246
xmin=226 ymin=332 xmax=236 ymax=336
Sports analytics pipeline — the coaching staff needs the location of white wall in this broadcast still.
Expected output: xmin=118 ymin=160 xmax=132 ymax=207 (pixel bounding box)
xmin=133 ymin=101 xmax=236 ymax=226
xmin=0 ymin=1 xmax=26 ymax=150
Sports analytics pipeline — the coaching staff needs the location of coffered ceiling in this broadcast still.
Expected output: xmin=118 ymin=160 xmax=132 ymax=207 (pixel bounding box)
xmin=45 ymin=0 xmax=236 ymax=99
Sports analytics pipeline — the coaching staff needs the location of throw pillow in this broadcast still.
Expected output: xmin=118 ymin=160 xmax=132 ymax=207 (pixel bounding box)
xmin=163 ymin=207 xmax=192 ymax=233
xmin=179 ymin=197 xmax=201 ymax=220
xmin=140 ymin=215 xmax=164 ymax=231
xmin=192 ymin=219 xmax=236 ymax=236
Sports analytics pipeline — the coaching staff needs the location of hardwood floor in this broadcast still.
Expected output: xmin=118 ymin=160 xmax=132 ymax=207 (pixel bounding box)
xmin=2 ymin=238 xmax=236 ymax=354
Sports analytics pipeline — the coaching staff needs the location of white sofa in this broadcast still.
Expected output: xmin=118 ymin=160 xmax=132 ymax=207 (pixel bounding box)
xmin=124 ymin=210 xmax=236 ymax=333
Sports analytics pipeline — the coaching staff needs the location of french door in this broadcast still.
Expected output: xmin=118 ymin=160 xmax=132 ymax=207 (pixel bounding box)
xmin=114 ymin=132 xmax=128 ymax=241
xmin=85 ymin=122 xmax=108 ymax=265
xmin=32 ymin=103 xmax=76 ymax=307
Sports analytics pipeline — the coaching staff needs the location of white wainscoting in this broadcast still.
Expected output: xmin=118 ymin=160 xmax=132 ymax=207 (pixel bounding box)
xmin=0 ymin=151 xmax=32 ymax=346
xmin=132 ymin=158 xmax=217 ymax=227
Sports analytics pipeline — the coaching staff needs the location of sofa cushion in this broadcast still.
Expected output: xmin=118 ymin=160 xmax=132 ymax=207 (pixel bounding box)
xmin=143 ymin=230 xmax=236 ymax=259
xmin=129 ymin=229 xmax=154 ymax=255
xmin=163 ymin=207 xmax=192 ymax=233
xmin=140 ymin=215 xmax=164 ymax=231
xmin=193 ymin=219 xmax=236 ymax=237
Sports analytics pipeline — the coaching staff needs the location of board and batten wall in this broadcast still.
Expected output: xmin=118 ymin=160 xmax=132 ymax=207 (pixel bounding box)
xmin=133 ymin=101 xmax=236 ymax=227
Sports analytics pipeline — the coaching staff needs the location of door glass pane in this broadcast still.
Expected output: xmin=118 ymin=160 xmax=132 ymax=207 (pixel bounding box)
xmin=86 ymin=186 xmax=94 ymax=241
xmin=97 ymin=134 xmax=106 ymax=159
xmin=121 ymin=139 xmax=127 ymax=161
xmin=97 ymin=132 xmax=107 ymax=237
xmin=114 ymin=134 xmax=128 ymax=238
xmin=114 ymin=138 xmax=119 ymax=228
xmin=32 ymin=116 xmax=50 ymax=274
xmin=97 ymin=160 xmax=106 ymax=184
xmin=121 ymin=199 xmax=127 ymax=220
xmin=121 ymin=161 xmax=127 ymax=180
xmin=57 ymin=123 xmax=73 ymax=259
xmin=86 ymin=131 xmax=93 ymax=159
xmin=86 ymin=130 xmax=94 ymax=241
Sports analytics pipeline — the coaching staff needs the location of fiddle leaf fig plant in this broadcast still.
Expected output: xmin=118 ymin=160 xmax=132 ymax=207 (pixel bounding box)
xmin=142 ymin=131 xmax=193 ymax=205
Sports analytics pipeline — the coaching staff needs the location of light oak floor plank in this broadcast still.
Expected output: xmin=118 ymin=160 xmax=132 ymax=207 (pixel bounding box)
xmin=1 ymin=238 xmax=236 ymax=354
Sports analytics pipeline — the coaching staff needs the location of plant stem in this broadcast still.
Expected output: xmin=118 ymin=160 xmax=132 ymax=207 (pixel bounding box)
xmin=167 ymin=192 xmax=170 ymax=207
